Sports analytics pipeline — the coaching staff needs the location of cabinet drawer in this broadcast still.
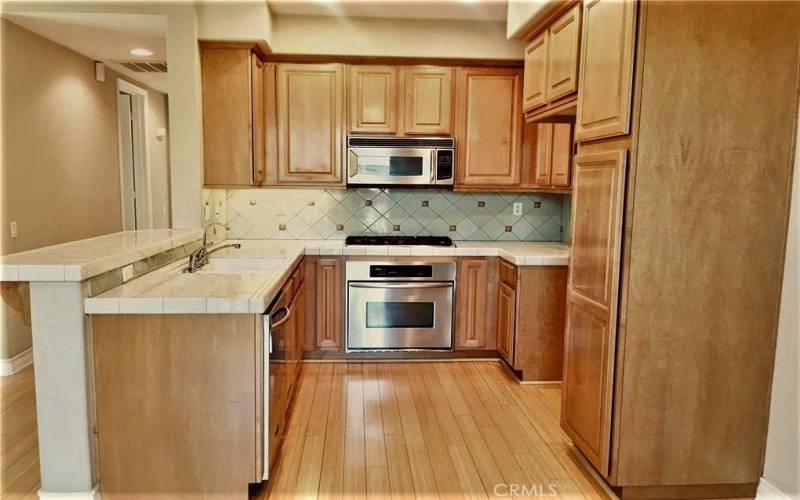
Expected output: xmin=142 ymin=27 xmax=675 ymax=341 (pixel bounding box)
xmin=499 ymin=260 xmax=517 ymax=287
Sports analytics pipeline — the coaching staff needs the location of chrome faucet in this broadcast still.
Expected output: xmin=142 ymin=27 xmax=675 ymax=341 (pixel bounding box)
xmin=184 ymin=223 xmax=242 ymax=273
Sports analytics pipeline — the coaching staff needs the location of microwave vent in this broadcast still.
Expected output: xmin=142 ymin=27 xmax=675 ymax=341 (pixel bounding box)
xmin=348 ymin=137 xmax=455 ymax=148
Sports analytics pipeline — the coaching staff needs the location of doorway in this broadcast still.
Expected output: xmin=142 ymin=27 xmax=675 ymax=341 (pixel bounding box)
xmin=116 ymin=79 xmax=152 ymax=230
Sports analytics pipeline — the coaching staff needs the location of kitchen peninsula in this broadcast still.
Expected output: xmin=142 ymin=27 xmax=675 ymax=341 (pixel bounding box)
xmin=2 ymin=231 xmax=570 ymax=498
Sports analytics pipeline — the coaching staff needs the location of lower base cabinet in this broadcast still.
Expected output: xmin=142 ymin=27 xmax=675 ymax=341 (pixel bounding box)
xmin=91 ymin=261 xmax=310 ymax=500
xmin=93 ymin=314 xmax=264 ymax=499
xmin=495 ymin=260 xmax=568 ymax=382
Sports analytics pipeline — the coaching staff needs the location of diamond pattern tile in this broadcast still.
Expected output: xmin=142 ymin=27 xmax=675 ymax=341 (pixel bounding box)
xmin=221 ymin=188 xmax=566 ymax=241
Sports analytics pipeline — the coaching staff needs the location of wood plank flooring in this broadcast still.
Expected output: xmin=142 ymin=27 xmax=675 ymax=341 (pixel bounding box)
xmin=0 ymin=365 xmax=40 ymax=500
xmin=263 ymin=361 xmax=610 ymax=499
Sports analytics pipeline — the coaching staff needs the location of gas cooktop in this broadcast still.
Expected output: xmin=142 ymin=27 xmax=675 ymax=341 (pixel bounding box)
xmin=345 ymin=236 xmax=454 ymax=247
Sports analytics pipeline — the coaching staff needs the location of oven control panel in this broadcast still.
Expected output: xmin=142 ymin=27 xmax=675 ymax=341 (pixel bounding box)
xmin=369 ymin=265 xmax=433 ymax=279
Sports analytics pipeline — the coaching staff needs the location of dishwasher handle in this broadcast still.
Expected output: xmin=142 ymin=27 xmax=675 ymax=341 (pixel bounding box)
xmin=269 ymin=306 xmax=292 ymax=329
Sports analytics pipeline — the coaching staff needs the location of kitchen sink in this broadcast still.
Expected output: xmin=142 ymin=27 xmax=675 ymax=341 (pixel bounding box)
xmin=198 ymin=257 xmax=285 ymax=273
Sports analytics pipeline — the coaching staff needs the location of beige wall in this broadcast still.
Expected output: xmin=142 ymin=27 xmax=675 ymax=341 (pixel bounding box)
xmin=763 ymin=106 xmax=799 ymax=498
xmin=0 ymin=18 xmax=170 ymax=359
xmin=270 ymin=14 xmax=524 ymax=59
xmin=506 ymin=0 xmax=563 ymax=39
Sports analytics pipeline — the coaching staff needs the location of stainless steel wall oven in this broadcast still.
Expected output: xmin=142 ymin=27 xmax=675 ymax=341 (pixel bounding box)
xmin=346 ymin=260 xmax=455 ymax=350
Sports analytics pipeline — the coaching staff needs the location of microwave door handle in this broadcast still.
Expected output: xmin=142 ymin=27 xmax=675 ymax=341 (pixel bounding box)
xmin=430 ymin=150 xmax=436 ymax=183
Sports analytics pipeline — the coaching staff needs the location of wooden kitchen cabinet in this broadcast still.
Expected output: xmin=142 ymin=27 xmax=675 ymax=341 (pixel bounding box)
xmin=495 ymin=258 xmax=569 ymax=381
xmin=349 ymin=65 xmax=399 ymax=135
xmin=562 ymin=149 xmax=627 ymax=475
xmin=519 ymin=121 xmax=573 ymax=190
xmin=574 ymin=0 xmax=637 ymax=141
xmin=544 ymin=4 xmax=581 ymax=102
xmin=454 ymin=67 xmax=523 ymax=187
xmin=403 ymin=66 xmax=454 ymax=135
xmin=532 ymin=122 xmax=573 ymax=188
xmin=201 ymin=44 xmax=266 ymax=186
xmin=93 ymin=314 xmax=264 ymax=497
xmin=522 ymin=3 xmax=581 ymax=118
xmin=454 ymin=258 xmax=496 ymax=350
xmin=523 ymin=32 xmax=547 ymax=111
xmin=496 ymin=281 xmax=516 ymax=364
xmin=315 ymin=257 xmax=343 ymax=349
xmin=276 ymin=63 xmax=345 ymax=185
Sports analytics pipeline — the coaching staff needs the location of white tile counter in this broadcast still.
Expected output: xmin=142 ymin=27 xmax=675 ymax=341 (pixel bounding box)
xmin=85 ymin=239 xmax=569 ymax=315
xmin=0 ymin=229 xmax=203 ymax=282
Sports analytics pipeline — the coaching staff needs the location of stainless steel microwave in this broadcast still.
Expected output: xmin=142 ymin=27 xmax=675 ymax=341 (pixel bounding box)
xmin=346 ymin=136 xmax=454 ymax=186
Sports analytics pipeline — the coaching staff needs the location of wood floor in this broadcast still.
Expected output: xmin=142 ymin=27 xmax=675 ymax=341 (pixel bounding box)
xmin=262 ymin=361 xmax=610 ymax=499
xmin=0 ymin=365 xmax=40 ymax=500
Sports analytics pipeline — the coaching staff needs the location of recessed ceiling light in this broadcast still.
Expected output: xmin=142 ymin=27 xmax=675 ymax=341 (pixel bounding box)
xmin=130 ymin=48 xmax=154 ymax=57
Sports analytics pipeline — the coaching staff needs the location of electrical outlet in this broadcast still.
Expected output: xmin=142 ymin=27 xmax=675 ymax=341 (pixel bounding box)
xmin=512 ymin=202 xmax=523 ymax=216
xmin=10 ymin=221 xmax=18 ymax=238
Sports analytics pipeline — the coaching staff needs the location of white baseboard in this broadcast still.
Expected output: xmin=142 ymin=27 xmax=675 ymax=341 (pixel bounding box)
xmin=38 ymin=485 xmax=99 ymax=499
xmin=757 ymin=478 xmax=794 ymax=500
xmin=0 ymin=347 xmax=33 ymax=376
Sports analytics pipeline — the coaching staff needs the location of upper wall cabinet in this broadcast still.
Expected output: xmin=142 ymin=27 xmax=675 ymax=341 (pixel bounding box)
xmin=574 ymin=0 xmax=637 ymax=142
xmin=545 ymin=5 xmax=582 ymax=102
xmin=201 ymin=44 xmax=265 ymax=187
xmin=455 ymin=67 xmax=523 ymax=187
xmin=523 ymin=33 xmax=547 ymax=110
xmin=522 ymin=4 xmax=581 ymax=117
xmin=348 ymin=65 xmax=399 ymax=135
xmin=403 ymin=66 xmax=454 ymax=136
xmin=276 ymin=63 xmax=345 ymax=186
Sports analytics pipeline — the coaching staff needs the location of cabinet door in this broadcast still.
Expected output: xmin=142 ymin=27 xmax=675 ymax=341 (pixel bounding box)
xmin=534 ymin=123 xmax=554 ymax=186
xmin=575 ymin=0 xmax=637 ymax=141
xmin=201 ymin=47 xmax=254 ymax=186
xmin=403 ymin=66 xmax=454 ymax=135
xmin=550 ymin=123 xmax=573 ymax=187
xmin=455 ymin=258 xmax=489 ymax=349
xmin=276 ymin=63 xmax=344 ymax=185
xmin=316 ymin=258 xmax=343 ymax=348
xmin=545 ymin=5 xmax=581 ymax=102
xmin=523 ymin=32 xmax=548 ymax=111
xmin=251 ymin=54 xmax=266 ymax=185
xmin=497 ymin=281 xmax=516 ymax=364
xmin=349 ymin=65 xmax=398 ymax=135
xmin=561 ymin=149 xmax=627 ymax=476
xmin=455 ymin=67 xmax=523 ymax=187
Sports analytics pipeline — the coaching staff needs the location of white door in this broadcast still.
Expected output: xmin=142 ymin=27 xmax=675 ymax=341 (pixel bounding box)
xmin=117 ymin=90 xmax=149 ymax=230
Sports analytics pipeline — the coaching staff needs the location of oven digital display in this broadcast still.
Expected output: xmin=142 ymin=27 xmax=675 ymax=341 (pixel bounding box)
xmin=366 ymin=302 xmax=435 ymax=328
xmin=369 ymin=265 xmax=433 ymax=278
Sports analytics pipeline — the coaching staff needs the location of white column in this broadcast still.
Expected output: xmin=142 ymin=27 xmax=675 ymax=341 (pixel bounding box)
xmin=166 ymin=5 xmax=204 ymax=229
xmin=29 ymin=282 xmax=98 ymax=498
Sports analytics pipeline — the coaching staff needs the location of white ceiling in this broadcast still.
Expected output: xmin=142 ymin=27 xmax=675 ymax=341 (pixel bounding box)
xmin=3 ymin=12 xmax=168 ymax=92
xmin=268 ymin=0 xmax=509 ymax=22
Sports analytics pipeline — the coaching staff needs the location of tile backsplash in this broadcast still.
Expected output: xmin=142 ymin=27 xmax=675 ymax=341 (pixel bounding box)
xmin=213 ymin=188 xmax=571 ymax=242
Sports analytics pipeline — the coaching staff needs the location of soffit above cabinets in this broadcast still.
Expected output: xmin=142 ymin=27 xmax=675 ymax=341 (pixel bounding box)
xmin=268 ymin=0 xmax=509 ymax=22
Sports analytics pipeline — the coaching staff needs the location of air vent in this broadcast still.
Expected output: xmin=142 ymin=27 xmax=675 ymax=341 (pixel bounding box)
xmin=348 ymin=136 xmax=454 ymax=148
xmin=116 ymin=61 xmax=167 ymax=73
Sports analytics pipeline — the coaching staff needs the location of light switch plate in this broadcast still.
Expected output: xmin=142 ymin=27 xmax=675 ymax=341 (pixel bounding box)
xmin=512 ymin=202 xmax=523 ymax=216
xmin=9 ymin=221 xmax=17 ymax=238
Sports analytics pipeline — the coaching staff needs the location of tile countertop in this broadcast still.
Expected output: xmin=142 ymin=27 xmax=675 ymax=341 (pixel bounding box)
xmin=85 ymin=240 xmax=569 ymax=315
xmin=0 ymin=229 xmax=204 ymax=282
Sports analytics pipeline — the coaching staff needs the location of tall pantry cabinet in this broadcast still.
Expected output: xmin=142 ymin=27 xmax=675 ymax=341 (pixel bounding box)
xmin=561 ymin=1 xmax=800 ymax=498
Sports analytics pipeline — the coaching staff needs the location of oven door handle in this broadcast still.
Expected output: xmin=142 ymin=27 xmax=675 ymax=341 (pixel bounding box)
xmin=349 ymin=282 xmax=453 ymax=289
